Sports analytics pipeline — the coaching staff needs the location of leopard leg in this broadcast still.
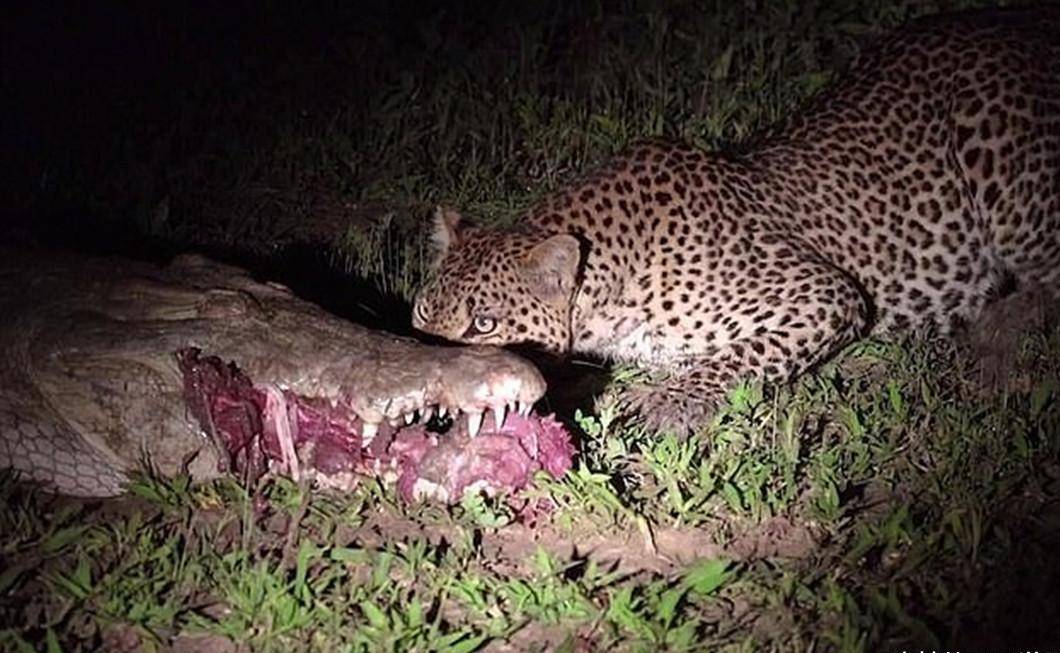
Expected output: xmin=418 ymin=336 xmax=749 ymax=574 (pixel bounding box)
xmin=621 ymin=257 xmax=870 ymax=436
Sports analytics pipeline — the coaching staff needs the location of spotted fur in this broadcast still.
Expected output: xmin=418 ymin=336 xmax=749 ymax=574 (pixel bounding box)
xmin=413 ymin=8 xmax=1060 ymax=435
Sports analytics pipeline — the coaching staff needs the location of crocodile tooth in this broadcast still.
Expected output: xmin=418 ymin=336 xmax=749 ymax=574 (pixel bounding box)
xmin=362 ymin=422 xmax=379 ymax=445
xmin=422 ymin=406 xmax=434 ymax=422
xmin=493 ymin=404 xmax=506 ymax=430
xmin=467 ymin=411 xmax=483 ymax=438
xmin=437 ymin=406 xmax=448 ymax=418
xmin=517 ymin=401 xmax=531 ymax=416
xmin=404 ymin=411 xmax=416 ymax=425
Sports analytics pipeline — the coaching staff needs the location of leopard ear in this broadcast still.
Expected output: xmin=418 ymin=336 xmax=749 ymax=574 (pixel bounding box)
xmin=428 ymin=206 xmax=464 ymax=270
xmin=522 ymin=234 xmax=582 ymax=301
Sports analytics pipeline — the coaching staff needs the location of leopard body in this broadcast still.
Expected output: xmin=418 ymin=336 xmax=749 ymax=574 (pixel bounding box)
xmin=413 ymin=8 xmax=1060 ymax=433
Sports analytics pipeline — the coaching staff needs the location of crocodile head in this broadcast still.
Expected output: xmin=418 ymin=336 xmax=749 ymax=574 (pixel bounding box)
xmin=0 ymin=250 xmax=573 ymax=500
xmin=175 ymin=343 xmax=570 ymax=501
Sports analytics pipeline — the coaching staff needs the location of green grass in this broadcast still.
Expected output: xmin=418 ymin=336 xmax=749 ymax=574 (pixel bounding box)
xmin=3 ymin=328 xmax=1058 ymax=651
xmin=5 ymin=0 xmax=1058 ymax=650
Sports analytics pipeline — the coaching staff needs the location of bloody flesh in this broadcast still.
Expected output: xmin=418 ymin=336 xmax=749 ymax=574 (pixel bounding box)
xmin=176 ymin=347 xmax=574 ymax=501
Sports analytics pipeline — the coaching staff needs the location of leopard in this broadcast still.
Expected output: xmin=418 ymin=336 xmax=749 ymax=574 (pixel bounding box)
xmin=411 ymin=7 xmax=1060 ymax=436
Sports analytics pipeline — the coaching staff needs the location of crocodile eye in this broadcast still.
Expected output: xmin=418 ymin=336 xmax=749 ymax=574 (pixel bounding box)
xmin=471 ymin=315 xmax=497 ymax=335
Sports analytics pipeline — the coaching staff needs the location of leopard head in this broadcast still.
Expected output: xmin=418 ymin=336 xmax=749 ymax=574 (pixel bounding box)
xmin=412 ymin=207 xmax=582 ymax=354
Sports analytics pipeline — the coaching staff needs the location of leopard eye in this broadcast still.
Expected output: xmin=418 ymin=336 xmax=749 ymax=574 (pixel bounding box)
xmin=416 ymin=303 xmax=429 ymax=323
xmin=471 ymin=315 xmax=497 ymax=335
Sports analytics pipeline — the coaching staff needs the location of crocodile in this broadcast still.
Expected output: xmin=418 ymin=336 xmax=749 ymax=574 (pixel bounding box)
xmin=0 ymin=248 xmax=572 ymax=499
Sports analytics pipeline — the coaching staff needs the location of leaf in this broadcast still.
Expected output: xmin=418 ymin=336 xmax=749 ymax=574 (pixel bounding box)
xmin=360 ymin=600 xmax=389 ymax=630
xmin=406 ymin=600 xmax=423 ymax=628
xmin=439 ymin=632 xmax=490 ymax=653
xmin=1029 ymin=379 xmax=1055 ymax=419
xmin=722 ymin=482 xmax=743 ymax=512
xmin=656 ymin=585 xmax=685 ymax=627
xmin=1 ymin=633 xmax=36 ymax=653
xmin=683 ymin=559 xmax=733 ymax=597
xmin=606 ymin=587 xmax=653 ymax=641
xmin=294 ymin=541 xmax=322 ymax=594
xmin=710 ymin=45 xmax=734 ymax=81
xmin=0 ymin=563 xmax=26 ymax=595
xmin=532 ymin=547 xmax=555 ymax=576
xmin=886 ymin=380 xmax=905 ymax=419
xmin=330 ymin=547 xmax=371 ymax=564
xmin=49 ymin=556 xmax=93 ymax=600
xmin=372 ymin=552 xmax=394 ymax=589
xmin=45 ymin=629 xmax=63 ymax=653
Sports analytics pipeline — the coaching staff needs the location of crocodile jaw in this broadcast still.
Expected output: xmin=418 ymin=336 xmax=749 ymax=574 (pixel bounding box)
xmin=176 ymin=347 xmax=570 ymax=500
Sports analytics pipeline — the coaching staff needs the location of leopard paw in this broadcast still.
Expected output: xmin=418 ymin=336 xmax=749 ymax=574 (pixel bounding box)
xmin=617 ymin=381 xmax=720 ymax=438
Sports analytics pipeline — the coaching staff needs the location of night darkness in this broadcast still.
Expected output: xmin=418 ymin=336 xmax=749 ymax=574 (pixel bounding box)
xmin=4 ymin=2 xmax=446 ymax=253
xmin=2 ymin=2 xmax=1060 ymax=651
